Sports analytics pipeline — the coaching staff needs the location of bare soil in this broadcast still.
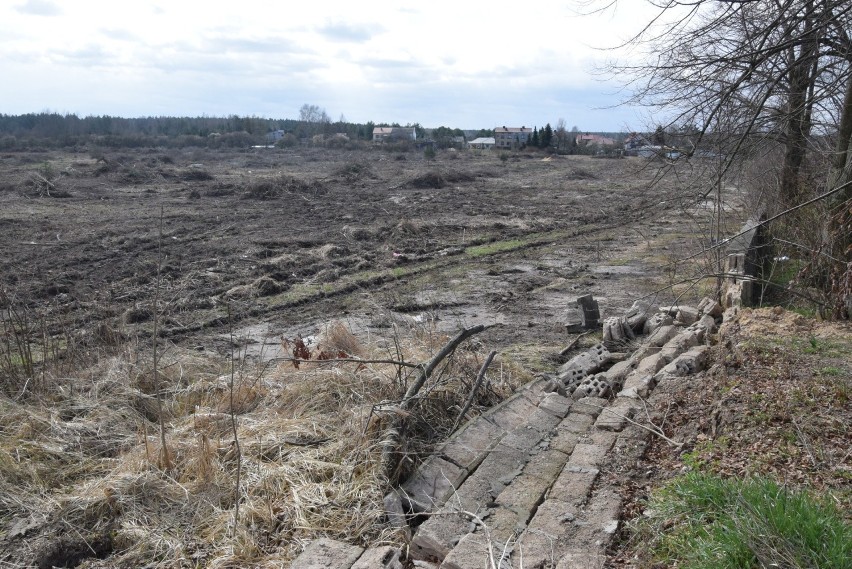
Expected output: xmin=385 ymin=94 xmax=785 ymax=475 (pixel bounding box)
xmin=0 ymin=147 xmax=722 ymax=367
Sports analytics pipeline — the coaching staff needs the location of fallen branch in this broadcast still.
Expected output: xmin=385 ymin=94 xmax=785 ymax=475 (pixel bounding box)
xmin=559 ymin=331 xmax=594 ymax=356
xmin=452 ymin=350 xmax=498 ymax=432
xmin=381 ymin=324 xmax=488 ymax=477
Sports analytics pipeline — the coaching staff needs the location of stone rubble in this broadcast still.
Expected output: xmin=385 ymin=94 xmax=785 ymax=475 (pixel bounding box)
xmin=288 ymin=296 xmax=728 ymax=568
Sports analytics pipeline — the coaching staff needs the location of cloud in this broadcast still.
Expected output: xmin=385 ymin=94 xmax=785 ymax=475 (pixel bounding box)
xmin=100 ymin=28 xmax=140 ymax=42
xmin=14 ymin=0 xmax=61 ymax=16
xmin=318 ymin=21 xmax=377 ymax=43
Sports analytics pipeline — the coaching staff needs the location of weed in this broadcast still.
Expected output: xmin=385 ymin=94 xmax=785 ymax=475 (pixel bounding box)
xmin=638 ymin=473 xmax=852 ymax=568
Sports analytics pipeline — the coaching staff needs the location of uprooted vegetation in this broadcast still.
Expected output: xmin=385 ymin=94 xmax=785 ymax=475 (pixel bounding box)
xmin=0 ymin=317 xmax=524 ymax=567
xmin=241 ymin=174 xmax=326 ymax=199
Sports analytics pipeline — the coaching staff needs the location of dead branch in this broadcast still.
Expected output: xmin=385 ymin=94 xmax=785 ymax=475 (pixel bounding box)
xmin=380 ymin=324 xmax=488 ymax=476
xmin=452 ymin=350 xmax=498 ymax=432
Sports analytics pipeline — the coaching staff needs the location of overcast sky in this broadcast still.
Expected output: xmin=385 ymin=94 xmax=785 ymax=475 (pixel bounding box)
xmin=1 ymin=1 xmax=667 ymax=131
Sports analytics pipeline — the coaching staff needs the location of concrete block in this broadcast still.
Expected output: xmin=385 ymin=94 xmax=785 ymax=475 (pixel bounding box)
xmin=439 ymin=507 xmax=525 ymax=568
xmin=620 ymin=371 xmax=655 ymax=398
xmin=556 ymin=550 xmax=607 ymax=568
xmin=352 ymin=546 xmax=403 ymax=569
xmin=594 ymin=398 xmax=640 ymax=431
xmin=635 ymin=351 xmax=666 ymax=375
xmin=564 ymin=488 xmax=622 ymax=549
xmin=697 ymin=296 xmax=723 ymax=318
xmin=523 ymin=448 xmax=570 ymax=483
xmin=539 ymin=392 xmax=573 ymax=419
xmin=526 ymin=406 xmax=563 ymax=434
xmin=548 ymin=465 xmax=599 ymax=505
xmin=570 ymin=397 xmax=607 ymax=417
xmin=500 ymin=425 xmax=547 ymax=453
xmin=642 ymin=312 xmax=673 ymax=335
xmin=439 ymin=418 xmax=504 ymax=471
xmin=384 ymin=489 xmax=411 ymax=539
xmin=660 ymin=345 xmax=711 ymax=377
xmin=646 ymin=324 xmax=679 ymax=347
xmin=514 ymin=498 xmax=582 ymax=568
xmin=604 ymin=359 xmax=636 ymax=385
xmin=567 ymin=442 xmax=610 ymax=469
xmin=548 ymin=429 xmax=579 ymax=455
xmin=558 ymin=412 xmax=595 ymax=433
xmin=447 ymin=443 xmax=527 ymax=512
xmin=410 ymin=511 xmax=472 ymax=563
xmin=675 ymin=306 xmax=699 ymax=325
xmin=402 ymin=456 xmax=469 ymax=512
xmin=291 ymin=538 xmax=363 ymax=569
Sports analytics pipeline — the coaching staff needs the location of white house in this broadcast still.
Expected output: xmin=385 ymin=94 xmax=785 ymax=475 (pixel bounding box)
xmin=494 ymin=126 xmax=532 ymax=149
xmin=373 ymin=127 xmax=417 ymax=143
xmin=468 ymin=137 xmax=495 ymax=150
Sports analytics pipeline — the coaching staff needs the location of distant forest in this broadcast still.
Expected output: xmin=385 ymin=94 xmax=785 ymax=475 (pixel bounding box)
xmin=0 ymin=112 xmax=380 ymax=149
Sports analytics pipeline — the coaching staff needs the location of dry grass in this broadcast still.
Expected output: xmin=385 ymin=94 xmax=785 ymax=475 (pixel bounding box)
xmin=0 ymin=320 xmax=523 ymax=567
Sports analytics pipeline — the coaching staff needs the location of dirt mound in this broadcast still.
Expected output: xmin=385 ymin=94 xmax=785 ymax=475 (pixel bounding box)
xmin=242 ymin=174 xmax=325 ymax=199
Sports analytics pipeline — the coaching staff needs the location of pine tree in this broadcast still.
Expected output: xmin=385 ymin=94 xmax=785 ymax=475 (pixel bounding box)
xmin=542 ymin=123 xmax=553 ymax=148
xmin=530 ymin=126 xmax=539 ymax=148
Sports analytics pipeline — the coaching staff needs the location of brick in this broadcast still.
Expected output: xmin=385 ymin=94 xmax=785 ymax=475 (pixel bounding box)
xmin=402 ymin=456 xmax=468 ymax=512
xmin=291 ymin=538 xmax=363 ymax=569
xmin=351 ymin=546 xmax=403 ymax=569
xmin=548 ymin=464 xmax=599 ymax=505
xmin=539 ymin=392 xmax=573 ymax=419
xmin=439 ymin=418 xmax=504 ymax=471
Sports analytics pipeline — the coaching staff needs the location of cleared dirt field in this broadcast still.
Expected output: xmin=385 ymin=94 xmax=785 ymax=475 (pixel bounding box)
xmin=0 ymin=146 xmax=728 ymax=367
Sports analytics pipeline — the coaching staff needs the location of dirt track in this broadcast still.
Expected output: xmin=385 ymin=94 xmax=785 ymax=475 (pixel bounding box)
xmin=1 ymin=146 xmax=719 ymax=370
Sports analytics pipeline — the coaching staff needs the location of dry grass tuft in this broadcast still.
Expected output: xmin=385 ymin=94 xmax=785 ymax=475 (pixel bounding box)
xmin=0 ymin=321 xmax=523 ymax=567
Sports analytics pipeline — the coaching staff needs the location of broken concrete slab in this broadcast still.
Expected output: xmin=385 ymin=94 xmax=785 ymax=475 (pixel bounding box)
xmin=594 ymin=398 xmax=640 ymax=432
xmin=402 ymin=456 xmax=469 ymax=512
xmin=290 ymin=538 xmax=364 ymax=569
xmin=547 ymin=465 xmax=599 ymax=505
xmin=539 ymin=392 xmax=573 ymax=419
xmin=569 ymin=397 xmax=608 ymax=417
xmin=351 ymin=546 xmax=404 ymax=569
xmin=439 ymin=418 xmax=505 ymax=471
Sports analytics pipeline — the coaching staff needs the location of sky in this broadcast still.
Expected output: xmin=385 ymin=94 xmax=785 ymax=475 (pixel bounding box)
xmin=0 ymin=1 xmax=669 ymax=132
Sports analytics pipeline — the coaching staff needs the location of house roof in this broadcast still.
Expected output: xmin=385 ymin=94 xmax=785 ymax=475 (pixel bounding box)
xmin=469 ymin=137 xmax=495 ymax=144
xmin=494 ymin=126 xmax=531 ymax=133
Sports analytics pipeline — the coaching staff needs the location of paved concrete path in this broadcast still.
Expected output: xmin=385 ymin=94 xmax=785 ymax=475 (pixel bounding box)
xmin=291 ymin=300 xmax=721 ymax=568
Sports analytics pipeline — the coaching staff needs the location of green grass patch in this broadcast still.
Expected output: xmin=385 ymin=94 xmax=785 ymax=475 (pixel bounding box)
xmin=465 ymin=238 xmax=529 ymax=257
xmin=638 ymin=473 xmax=852 ymax=569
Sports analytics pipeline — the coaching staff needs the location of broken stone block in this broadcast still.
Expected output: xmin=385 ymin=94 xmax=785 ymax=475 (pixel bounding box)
xmin=624 ymin=299 xmax=658 ymax=333
xmin=660 ymin=345 xmax=711 ymax=377
xmin=575 ymin=294 xmax=601 ymax=329
xmin=620 ymin=371 xmax=655 ymax=398
xmin=604 ymin=359 xmax=636 ymax=388
xmin=602 ymin=316 xmax=635 ymax=348
xmin=290 ymin=538 xmax=364 ymax=569
xmin=675 ymin=306 xmax=699 ymax=325
xmin=643 ymin=312 xmax=674 ymax=335
xmin=352 ymin=546 xmax=404 ymax=569
xmin=401 ymin=456 xmax=468 ymax=512
xmin=697 ymin=296 xmax=724 ymax=318
xmin=646 ymin=324 xmax=679 ymax=347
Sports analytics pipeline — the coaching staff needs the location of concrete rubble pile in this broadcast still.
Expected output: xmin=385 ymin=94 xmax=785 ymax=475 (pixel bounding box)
xmin=290 ymin=296 xmax=726 ymax=569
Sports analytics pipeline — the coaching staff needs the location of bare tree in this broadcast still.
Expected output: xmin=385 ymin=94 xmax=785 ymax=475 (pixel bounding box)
xmin=592 ymin=0 xmax=852 ymax=317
